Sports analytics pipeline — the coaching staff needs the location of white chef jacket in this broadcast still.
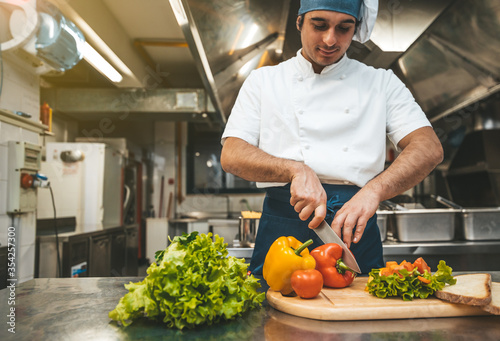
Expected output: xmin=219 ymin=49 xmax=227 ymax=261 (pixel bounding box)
xmin=221 ymin=50 xmax=431 ymax=188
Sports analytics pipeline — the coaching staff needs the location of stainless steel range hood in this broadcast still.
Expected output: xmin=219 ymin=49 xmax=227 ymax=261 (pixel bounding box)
xmin=170 ymin=0 xmax=290 ymax=124
xmin=393 ymin=0 xmax=500 ymax=122
xmin=168 ymin=0 xmax=458 ymax=124
xmin=172 ymin=0 xmax=499 ymax=126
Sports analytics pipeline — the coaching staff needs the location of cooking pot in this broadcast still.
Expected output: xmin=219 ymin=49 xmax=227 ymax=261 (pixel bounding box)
xmin=238 ymin=217 xmax=259 ymax=247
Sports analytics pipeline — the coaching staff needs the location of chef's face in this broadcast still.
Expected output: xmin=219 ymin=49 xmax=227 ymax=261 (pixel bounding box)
xmin=297 ymin=10 xmax=356 ymax=73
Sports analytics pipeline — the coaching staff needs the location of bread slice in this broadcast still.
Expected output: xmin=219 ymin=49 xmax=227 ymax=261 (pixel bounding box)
xmin=435 ymin=273 xmax=492 ymax=306
xmin=481 ymin=282 xmax=500 ymax=315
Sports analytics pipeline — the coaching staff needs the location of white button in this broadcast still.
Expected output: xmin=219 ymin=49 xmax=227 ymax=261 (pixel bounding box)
xmin=342 ymin=146 xmax=348 ymax=152
xmin=343 ymin=180 xmax=350 ymax=184
xmin=305 ymin=145 xmax=310 ymax=150
xmin=298 ymin=110 xmax=304 ymax=115
xmin=340 ymin=74 xmax=346 ymax=80
xmin=345 ymin=108 xmax=350 ymax=114
xmin=298 ymin=76 xmax=303 ymax=81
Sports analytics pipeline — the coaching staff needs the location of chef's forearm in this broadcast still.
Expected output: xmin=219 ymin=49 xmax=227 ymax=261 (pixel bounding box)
xmin=221 ymin=137 xmax=304 ymax=182
xmin=363 ymin=126 xmax=444 ymax=202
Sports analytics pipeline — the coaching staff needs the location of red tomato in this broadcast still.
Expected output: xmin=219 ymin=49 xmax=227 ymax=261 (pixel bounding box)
xmin=290 ymin=269 xmax=323 ymax=299
xmin=413 ymin=257 xmax=431 ymax=274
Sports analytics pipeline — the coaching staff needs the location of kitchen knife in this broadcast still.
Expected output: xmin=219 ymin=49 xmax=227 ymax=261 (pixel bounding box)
xmin=313 ymin=220 xmax=361 ymax=274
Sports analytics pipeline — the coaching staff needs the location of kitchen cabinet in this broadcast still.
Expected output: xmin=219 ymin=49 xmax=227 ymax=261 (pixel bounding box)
xmin=36 ymin=232 xmax=91 ymax=278
xmin=90 ymin=227 xmax=138 ymax=277
xmin=110 ymin=231 xmax=127 ymax=276
xmin=0 ymin=246 xmax=7 ymax=289
xmin=89 ymin=235 xmax=111 ymax=277
xmin=37 ymin=225 xmax=138 ymax=278
xmin=125 ymin=227 xmax=139 ymax=276
xmin=63 ymin=234 xmax=90 ymax=277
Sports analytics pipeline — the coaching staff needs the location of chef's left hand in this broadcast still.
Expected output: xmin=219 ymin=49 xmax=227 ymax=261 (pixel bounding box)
xmin=330 ymin=188 xmax=380 ymax=248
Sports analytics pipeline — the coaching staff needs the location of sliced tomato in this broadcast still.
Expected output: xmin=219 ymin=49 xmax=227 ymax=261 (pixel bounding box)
xmin=418 ymin=275 xmax=431 ymax=284
xmin=401 ymin=260 xmax=415 ymax=272
xmin=413 ymin=257 xmax=431 ymax=274
xmin=379 ymin=267 xmax=392 ymax=277
xmin=385 ymin=261 xmax=398 ymax=269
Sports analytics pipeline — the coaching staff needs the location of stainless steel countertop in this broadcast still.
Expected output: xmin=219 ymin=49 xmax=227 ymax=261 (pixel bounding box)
xmin=1 ymin=273 xmax=499 ymax=340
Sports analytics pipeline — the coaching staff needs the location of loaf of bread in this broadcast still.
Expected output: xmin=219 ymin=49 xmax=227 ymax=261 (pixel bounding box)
xmin=435 ymin=273 xmax=492 ymax=306
xmin=481 ymin=282 xmax=500 ymax=315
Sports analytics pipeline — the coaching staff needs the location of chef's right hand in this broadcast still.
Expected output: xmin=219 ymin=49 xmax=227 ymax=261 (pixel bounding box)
xmin=289 ymin=163 xmax=327 ymax=229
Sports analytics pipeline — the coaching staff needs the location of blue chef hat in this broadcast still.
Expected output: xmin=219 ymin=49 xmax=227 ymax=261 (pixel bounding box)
xmin=298 ymin=0 xmax=363 ymax=19
xmin=297 ymin=0 xmax=378 ymax=43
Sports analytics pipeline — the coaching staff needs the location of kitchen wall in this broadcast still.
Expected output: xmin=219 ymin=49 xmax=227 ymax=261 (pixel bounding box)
xmin=42 ymin=111 xmax=79 ymax=145
xmin=0 ymin=52 xmax=42 ymax=283
xmin=178 ymin=194 xmax=265 ymax=218
xmin=152 ymin=122 xmax=177 ymax=218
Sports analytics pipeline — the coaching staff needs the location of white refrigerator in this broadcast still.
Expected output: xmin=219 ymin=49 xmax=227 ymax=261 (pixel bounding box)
xmin=37 ymin=142 xmax=124 ymax=233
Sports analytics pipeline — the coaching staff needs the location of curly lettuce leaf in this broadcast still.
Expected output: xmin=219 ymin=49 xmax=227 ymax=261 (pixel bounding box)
xmin=366 ymin=260 xmax=456 ymax=301
xmin=109 ymin=232 xmax=265 ymax=329
xmin=430 ymin=260 xmax=457 ymax=290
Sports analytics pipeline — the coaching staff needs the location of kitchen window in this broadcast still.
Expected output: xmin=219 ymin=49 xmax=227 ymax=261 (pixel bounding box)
xmin=186 ymin=124 xmax=263 ymax=194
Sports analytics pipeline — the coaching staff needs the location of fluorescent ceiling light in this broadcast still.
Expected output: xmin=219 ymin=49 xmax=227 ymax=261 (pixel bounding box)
xmin=48 ymin=0 xmax=135 ymax=81
xmin=241 ymin=23 xmax=260 ymax=48
xmin=81 ymin=42 xmax=123 ymax=83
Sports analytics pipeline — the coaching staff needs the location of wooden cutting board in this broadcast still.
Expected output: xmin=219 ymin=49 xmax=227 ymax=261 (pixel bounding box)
xmin=266 ymin=277 xmax=489 ymax=320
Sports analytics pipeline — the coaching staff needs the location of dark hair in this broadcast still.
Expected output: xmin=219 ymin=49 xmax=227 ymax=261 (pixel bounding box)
xmin=297 ymin=14 xmax=361 ymax=34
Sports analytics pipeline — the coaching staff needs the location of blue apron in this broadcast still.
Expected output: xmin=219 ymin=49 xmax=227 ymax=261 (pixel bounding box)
xmin=248 ymin=184 xmax=384 ymax=275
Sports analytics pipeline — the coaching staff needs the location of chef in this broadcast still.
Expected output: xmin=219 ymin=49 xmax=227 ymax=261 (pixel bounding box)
xmin=220 ymin=0 xmax=443 ymax=275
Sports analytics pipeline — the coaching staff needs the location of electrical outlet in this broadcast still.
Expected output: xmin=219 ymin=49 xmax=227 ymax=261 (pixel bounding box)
xmin=7 ymin=141 xmax=42 ymax=213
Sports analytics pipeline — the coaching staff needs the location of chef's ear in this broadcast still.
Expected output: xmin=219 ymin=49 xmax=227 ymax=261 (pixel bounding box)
xmin=296 ymin=15 xmax=303 ymax=31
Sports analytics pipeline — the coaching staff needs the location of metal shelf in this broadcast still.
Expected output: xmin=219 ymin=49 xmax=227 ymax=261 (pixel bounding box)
xmin=383 ymin=240 xmax=500 ymax=255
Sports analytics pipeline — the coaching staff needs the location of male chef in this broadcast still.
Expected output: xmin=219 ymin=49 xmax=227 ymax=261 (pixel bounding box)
xmin=220 ymin=0 xmax=443 ymax=274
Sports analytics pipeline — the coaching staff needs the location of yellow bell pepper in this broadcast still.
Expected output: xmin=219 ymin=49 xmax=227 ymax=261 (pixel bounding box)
xmin=263 ymin=236 xmax=316 ymax=295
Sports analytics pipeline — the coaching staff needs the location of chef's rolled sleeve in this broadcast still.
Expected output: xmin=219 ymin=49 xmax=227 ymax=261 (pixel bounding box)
xmin=221 ymin=71 xmax=262 ymax=147
xmin=385 ymin=71 xmax=431 ymax=149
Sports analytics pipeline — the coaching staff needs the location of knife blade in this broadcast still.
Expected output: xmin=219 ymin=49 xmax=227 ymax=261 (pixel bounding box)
xmin=313 ymin=220 xmax=361 ymax=274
